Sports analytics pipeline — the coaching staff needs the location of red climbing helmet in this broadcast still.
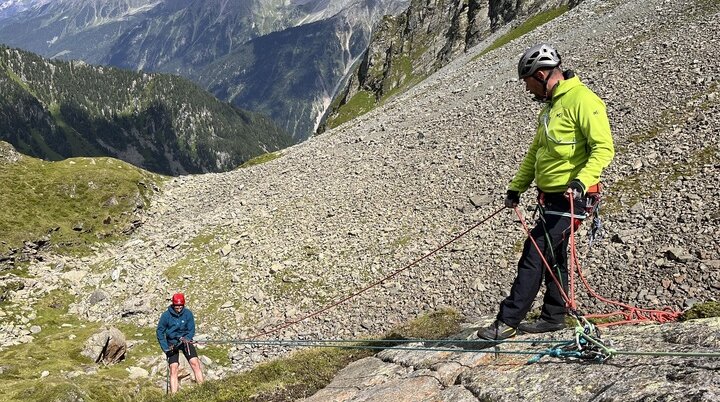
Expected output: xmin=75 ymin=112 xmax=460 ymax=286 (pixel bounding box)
xmin=171 ymin=293 xmax=185 ymax=306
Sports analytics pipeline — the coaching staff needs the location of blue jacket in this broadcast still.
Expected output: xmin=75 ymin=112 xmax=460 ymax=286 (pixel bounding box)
xmin=156 ymin=306 xmax=196 ymax=351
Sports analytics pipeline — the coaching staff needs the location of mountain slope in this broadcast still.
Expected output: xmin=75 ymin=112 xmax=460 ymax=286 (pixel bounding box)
xmin=0 ymin=0 xmax=52 ymax=19
xmin=39 ymin=0 xmax=719 ymax=359
xmin=195 ymin=0 xmax=410 ymax=140
xmin=197 ymin=12 xmax=373 ymax=140
xmin=0 ymin=0 xmax=718 ymax=398
xmin=0 ymin=45 xmax=292 ymax=174
xmin=0 ymin=0 xmax=161 ymax=62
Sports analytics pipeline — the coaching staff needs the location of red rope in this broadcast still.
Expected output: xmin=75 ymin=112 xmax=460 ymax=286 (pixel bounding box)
xmin=568 ymin=195 xmax=681 ymax=326
xmin=244 ymin=192 xmax=680 ymax=342
xmin=516 ymin=196 xmax=681 ymax=327
xmin=247 ymin=206 xmax=507 ymax=340
xmin=513 ymin=207 xmax=574 ymax=310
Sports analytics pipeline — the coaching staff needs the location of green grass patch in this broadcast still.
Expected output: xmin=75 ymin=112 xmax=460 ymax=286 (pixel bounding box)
xmin=0 ymin=143 xmax=165 ymax=256
xmin=325 ymin=43 xmax=428 ymax=132
xmin=269 ymin=274 xmax=334 ymax=307
xmin=239 ymin=151 xmax=282 ymax=168
xmin=163 ymin=227 xmax=251 ymax=328
xmin=0 ymin=290 xmax=165 ymax=402
xmin=475 ymin=6 xmax=570 ymax=59
xmin=681 ymin=301 xmax=720 ymax=321
xmin=163 ymin=347 xmax=364 ymax=402
xmin=1 ymin=304 xmax=461 ymax=401
xmin=384 ymin=308 xmax=462 ymax=340
xmin=325 ymin=90 xmax=376 ymax=129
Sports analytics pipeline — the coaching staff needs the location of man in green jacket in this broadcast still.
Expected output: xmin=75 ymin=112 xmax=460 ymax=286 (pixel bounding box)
xmin=478 ymin=43 xmax=614 ymax=340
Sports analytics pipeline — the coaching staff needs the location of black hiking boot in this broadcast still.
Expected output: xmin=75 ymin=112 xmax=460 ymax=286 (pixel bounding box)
xmin=517 ymin=318 xmax=566 ymax=334
xmin=476 ymin=320 xmax=517 ymax=341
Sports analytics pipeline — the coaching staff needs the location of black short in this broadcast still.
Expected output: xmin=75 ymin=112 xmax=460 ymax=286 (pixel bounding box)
xmin=167 ymin=342 xmax=198 ymax=365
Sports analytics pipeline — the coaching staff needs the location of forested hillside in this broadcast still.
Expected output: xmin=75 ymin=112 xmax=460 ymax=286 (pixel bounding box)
xmin=0 ymin=45 xmax=292 ymax=174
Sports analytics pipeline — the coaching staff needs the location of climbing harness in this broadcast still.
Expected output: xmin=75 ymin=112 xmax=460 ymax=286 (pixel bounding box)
xmin=584 ymin=185 xmax=604 ymax=246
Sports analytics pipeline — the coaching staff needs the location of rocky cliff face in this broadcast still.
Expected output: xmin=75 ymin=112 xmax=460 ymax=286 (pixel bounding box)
xmin=319 ymin=0 xmax=572 ymax=133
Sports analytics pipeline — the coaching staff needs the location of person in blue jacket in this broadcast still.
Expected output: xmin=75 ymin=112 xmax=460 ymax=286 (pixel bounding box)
xmin=156 ymin=292 xmax=204 ymax=393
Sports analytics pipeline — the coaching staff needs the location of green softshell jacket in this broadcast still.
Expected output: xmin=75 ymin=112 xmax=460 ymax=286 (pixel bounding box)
xmin=509 ymin=75 xmax=614 ymax=194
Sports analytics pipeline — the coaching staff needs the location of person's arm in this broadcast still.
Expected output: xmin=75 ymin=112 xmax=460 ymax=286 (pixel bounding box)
xmin=574 ymin=94 xmax=614 ymax=188
xmin=186 ymin=310 xmax=196 ymax=341
xmin=156 ymin=313 xmax=170 ymax=351
xmin=508 ymin=123 xmax=542 ymax=193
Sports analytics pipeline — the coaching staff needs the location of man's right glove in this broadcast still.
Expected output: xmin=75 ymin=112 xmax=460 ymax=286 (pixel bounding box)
xmin=505 ymin=190 xmax=520 ymax=208
xmin=165 ymin=345 xmax=175 ymax=358
xmin=566 ymin=179 xmax=585 ymax=201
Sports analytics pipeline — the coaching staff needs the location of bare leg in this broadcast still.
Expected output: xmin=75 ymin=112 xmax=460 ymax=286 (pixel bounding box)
xmin=189 ymin=357 xmax=204 ymax=384
xmin=169 ymin=362 xmax=180 ymax=394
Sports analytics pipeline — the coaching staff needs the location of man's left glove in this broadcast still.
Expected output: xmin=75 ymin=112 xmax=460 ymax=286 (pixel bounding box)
xmin=566 ymin=179 xmax=585 ymax=201
xmin=505 ymin=190 xmax=520 ymax=208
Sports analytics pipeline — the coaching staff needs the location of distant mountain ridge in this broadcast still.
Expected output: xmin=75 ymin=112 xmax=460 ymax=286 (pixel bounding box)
xmin=0 ymin=45 xmax=293 ymax=175
xmin=0 ymin=0 xmax=410 ymax=140
xmin=0 ymin=0 xmax=51 ymax=19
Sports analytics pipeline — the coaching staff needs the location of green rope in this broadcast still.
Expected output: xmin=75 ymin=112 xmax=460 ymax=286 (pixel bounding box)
xmin=215 ymin=340 xmax=545 ymax=356
xmin=196 ymin=331 xmax=720 ymax=360
xmin=612 ymin=350 xmax=720 ymax=358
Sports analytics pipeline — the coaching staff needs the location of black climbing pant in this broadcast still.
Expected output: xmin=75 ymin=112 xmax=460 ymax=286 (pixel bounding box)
xmin=497 ymin=192 xmax=585 ymax=328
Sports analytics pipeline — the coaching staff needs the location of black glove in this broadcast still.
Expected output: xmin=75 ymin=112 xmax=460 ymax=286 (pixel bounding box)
xmin=566 ymin=179 xmax=585 ymax=201
xmin=505 ymin=190 xmax=520 ymax=208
